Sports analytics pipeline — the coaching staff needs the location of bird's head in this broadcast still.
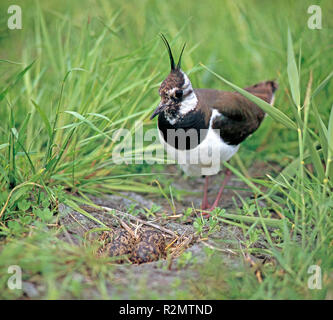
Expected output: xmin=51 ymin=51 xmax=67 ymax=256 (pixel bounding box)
xmin=150 ymin=34 xmax=197 ymax=122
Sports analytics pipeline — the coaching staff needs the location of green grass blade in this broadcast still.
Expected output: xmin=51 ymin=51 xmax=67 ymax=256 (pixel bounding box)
xmin=326 ymin=105 xmax=333 ymax=181
xmin=287 ymin=29 xmax=300 ymax=107
xmin=307 ymin=135 xmax=325 ymax=181
xmin=0 ymin=143 xmax=9 ymax=151
xmin=312 ymin=103 xmax=328 ymax=162
xmin=0 ymin=60 xmax=35 ymax=103
xmin=64 ymin=111 xmax=112 ymax=141
xmin=312 ymin=71 xmax=333 ymax=98
xmin=64 ymin=199 xmax=107 ymax=227
xmin=31 ymin=99 xmax=52 ymax=138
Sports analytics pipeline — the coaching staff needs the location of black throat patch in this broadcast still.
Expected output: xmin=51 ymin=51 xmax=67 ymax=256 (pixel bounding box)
xmin=158 ymin=109 xmax=209 ymax=150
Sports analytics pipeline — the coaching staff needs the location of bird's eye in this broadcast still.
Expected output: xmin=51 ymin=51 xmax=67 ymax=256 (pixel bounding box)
xmin=175 ymin=89 xmax=183 ymax=99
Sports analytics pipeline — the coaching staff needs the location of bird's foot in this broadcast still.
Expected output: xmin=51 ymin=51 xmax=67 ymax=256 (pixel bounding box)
xmin=201 ymin=176 xmax=209 ymax=210
xmin=200 ymin=205 xmax=218 ymax=218
xmin=200 ymin=210 xmax=210 ymax=218
xmin=201 ymin=202 xmax=209 ymax=211
xmin=200 ymin=170 xmax=232 ymax=218
xmin=200 ymin=201 xmax=211 ymax=217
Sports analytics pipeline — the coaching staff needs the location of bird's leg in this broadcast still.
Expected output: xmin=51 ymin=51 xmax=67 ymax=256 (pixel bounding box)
xmin=209 ymin=169 xmax=232 ymax=211
xmin=201 ymin=176 xmax=209 ymax=210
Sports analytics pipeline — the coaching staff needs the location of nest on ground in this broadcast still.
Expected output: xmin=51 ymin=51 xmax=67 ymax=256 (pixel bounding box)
xmin=97 ymin=214 xmax=196 ymax=264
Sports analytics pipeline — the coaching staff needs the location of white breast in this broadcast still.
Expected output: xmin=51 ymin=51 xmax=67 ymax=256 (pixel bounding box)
xmin=158 ymin=109 xmax=239 ymax=176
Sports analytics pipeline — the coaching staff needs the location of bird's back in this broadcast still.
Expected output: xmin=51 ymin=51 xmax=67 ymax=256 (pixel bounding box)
xmin=194 ymin=80 xmax=277 ymax=145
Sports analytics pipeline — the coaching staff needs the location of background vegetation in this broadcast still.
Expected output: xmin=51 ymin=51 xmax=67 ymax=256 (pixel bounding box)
xmin=0 ymin=0 xmax=332 ymax=299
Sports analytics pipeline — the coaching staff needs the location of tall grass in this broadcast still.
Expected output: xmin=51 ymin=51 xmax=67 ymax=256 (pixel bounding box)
xmin=200 ymin=28 xmax=332 ymax=298
xmin=1 ymin=1 xmax=166 ymax=208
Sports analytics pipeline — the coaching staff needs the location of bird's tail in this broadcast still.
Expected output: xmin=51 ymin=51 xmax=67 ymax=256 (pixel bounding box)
xmin=245 ymin=80 xmax=278 ymax=105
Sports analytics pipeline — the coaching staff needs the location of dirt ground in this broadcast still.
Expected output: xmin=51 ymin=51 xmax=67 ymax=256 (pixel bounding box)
xmin=32 ymin=162 xmax=276 ymax=299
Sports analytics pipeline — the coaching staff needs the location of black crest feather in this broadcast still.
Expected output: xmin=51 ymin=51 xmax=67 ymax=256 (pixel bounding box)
xmin=160 ymin=33 xmax=175 ymax=70
xmin=160 ymin=34 xmax=186 ymax=71
xmin=177 ymin=42 xmax=186 ymax=69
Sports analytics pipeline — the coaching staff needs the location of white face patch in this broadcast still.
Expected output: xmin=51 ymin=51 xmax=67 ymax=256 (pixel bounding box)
xmin=179 ymin=71 xmax=198 ymax=115
xmin=163 ymin=70 xmax=198 ymax=125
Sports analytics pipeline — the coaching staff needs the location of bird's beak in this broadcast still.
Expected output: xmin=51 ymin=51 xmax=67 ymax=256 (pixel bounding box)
xmin=150 ymin=103 xmax=167 ymax=120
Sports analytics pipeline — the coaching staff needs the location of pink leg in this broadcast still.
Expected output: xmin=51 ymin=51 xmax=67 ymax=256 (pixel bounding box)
xmin=201 ymin=176 xmax=209 ymax=210
xmin=209 ymin=169 xmax=232 ymax=211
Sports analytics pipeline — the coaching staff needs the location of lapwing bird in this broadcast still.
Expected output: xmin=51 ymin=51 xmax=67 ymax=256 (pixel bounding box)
xmin=151 ymin=35 xmax=278 ymax=214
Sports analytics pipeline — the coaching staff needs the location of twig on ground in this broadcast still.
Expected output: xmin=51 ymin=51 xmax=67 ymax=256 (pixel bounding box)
xmin=239 ymin=242 xmax=263 ymax=283
xmin=170 ymin=234 xmax=194 ymax=258
xmin=165 ymin=237 xmax=179 ymax=252
xmin=69 ymin=212 xmax=89 ymax=231
xmin=101 ymin=205 xmax=177 ymax=238
xmin=201 ymin=240 xmax=238 ymax=255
